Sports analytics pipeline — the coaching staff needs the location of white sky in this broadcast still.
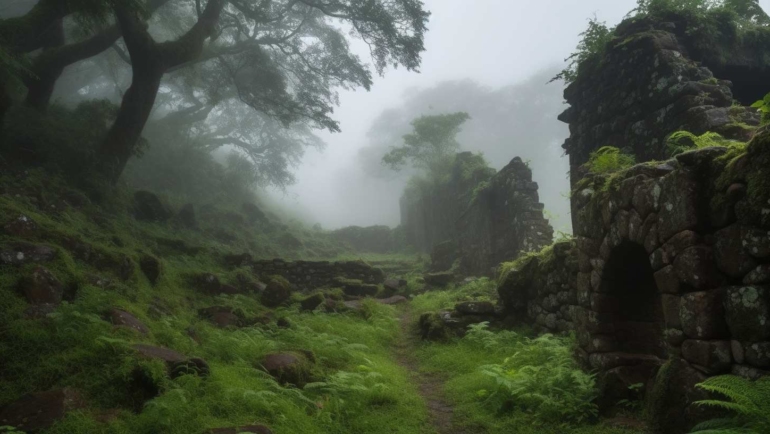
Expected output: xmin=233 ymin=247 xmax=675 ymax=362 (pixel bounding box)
xmin=270 ymin=0 xmax=770 ymax=229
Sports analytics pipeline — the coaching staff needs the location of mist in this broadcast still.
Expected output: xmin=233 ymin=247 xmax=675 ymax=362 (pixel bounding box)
xmin=266 ymin=0 xmax=646 ymax=233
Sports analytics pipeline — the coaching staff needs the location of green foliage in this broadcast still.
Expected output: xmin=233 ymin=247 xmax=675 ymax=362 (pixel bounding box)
xmin=552 ymin=17 xmax=613 ymax=83
xmin=690 ymin=375 xmax=770 ymax=433
xmin=665 ymin=130 xmax=746 ymax=155
xmin=634 ymin=0 xmax=770 ymax=24
xmin=751 ymin=92 xmax=770 ymax=125
xmin=477 ymin=333 xmax=599 ymax=425
xmin=585 ymin=146 xmax=636 ymax=174
xmin=382 ymin=112 xmax=471 ymax=174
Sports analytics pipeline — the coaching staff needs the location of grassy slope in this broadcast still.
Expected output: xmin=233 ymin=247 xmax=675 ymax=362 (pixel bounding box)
xmin=0 ymin=169 xmax=431 ymax=434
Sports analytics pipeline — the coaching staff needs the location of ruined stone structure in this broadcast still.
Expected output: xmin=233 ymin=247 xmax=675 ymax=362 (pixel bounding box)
xmin=496 ymin=11 xmax=770 ymax=433
xmin=559 ymin=14 xmax=765 ymax=186
xmin=497 ymin=240 xmax=579 ymax=334
xmin=330 ymin=225 xmax=398 ymax=253
xmin=252 ymin=259 xmax=385 ymax=291
xmin=401 ymin=153 xmax=553 ymax=275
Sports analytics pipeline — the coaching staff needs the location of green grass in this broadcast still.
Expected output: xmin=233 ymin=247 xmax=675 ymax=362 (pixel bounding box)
xmin=0 ymin=171 xmax=432 ymax=434
xmin=409 ymin=284 xmax=646 ymax=434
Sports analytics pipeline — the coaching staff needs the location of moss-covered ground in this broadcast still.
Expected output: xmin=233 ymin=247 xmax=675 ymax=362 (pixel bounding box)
xmin=0 ymin=168 xmax=647 ymax=433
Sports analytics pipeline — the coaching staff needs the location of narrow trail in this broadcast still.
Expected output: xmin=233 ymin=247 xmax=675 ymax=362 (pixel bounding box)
xmin=393 ymin=307 xmax=467 ymax=434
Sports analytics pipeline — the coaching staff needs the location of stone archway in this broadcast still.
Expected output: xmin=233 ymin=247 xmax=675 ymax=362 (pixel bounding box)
xmin=600 ymin=241 xmax=666 ymax=359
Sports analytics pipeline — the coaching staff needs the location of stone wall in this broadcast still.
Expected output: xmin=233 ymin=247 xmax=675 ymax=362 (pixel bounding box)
xmin=568 ymin=129 xmax=770 ymax=431
xmin=251 ymin=259 xmax=385 ymax=291
xmin=497 ymin=240 xmax=579 ymax=334
xmin=457 ymin=157 xmax=554 ymax=275
xmin=330 ymin=225 xmax=397 ymax=253
xmin=400 ymin=154 xmax=554 ymax=275
xmin=559 ymin=14 xmax=764 ymax=186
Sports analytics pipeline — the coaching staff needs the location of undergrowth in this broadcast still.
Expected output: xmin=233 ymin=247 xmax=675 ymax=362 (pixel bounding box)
xmin=690 ymin=375 xmax=770 ymax=434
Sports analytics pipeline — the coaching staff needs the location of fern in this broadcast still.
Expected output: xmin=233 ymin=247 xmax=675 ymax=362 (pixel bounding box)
xmin=690 ymin=376 xmax=770 ymax=433
xmin=665 ymin=131 xmax=745 ymax=156
xmin=585 ymin=146 xmax=636 ymax=174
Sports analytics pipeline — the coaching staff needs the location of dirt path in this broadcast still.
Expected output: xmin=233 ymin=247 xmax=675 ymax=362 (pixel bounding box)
xmin=394 ymin=307 xmax=466 ymax=434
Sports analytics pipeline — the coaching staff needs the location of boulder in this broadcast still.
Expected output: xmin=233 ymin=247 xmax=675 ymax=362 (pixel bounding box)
xmin=193 ymin=273 xmax=222 ymax=294
xmin=108 ymin=309 xmax=149 ymax=335
xmin=423 ymin=272 xmax=454 ymax=287
xmin=2 ymin=214 xmax=38 ymax=237
xmin=133 ymin=191 xmax=171 ymax=222
xmin=646 ymin=358 xmax=710 ymax=434
xmin=261 ymin=278 xmax=292 ymax=307
xmin=300 ymin=293 xmax=325 ymax=312
xmin=20 ymin=266 xmax=63 ymax=305
xmin=258 ymin=352 xmax=314 ymax=387
xmin=382 ymin=278 xmax=405 ymax=296
xmin=681 ymin=340 xmax=732 ymax=374
xmin=0 ymin=388 xmax=85 ymax=433
xmin=139 ymin=255 xmax=161 ymax=285
xmin=0 ymin=243 xmax=56 ymax=266
xmin=198 ymin=306 xmax=241 ymax=328
xmin=378 ymin=295 xmax=408 ymax=305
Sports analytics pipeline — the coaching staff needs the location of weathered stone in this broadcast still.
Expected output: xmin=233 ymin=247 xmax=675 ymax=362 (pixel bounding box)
xmin=258 ymin=352 xmax=313 ymax=387
xmin=139 ymin=255 xmax=161 ymax=285
xmin=423 ymin=271 xmax=454 ymax=287
xmin=193 ymin=273 xmax=222 ymax=294
xmin=455 ymin=301 xmax=495 ymax=315
xmin=661 ymin=294 xmax=682 ymax=329
xmin=647 ymin=358 xmax=709 ymax=434
xmin=299 ymin=293 xmax=325 ymax=312
xmin=207 ymin=425 xmax=273 ymax=434
xmin=377 ymin=295 xmax=408 ymax=305
xmin=675 ymin=146 xmax=728 ymax=166
xmin=731 ymin=364 xmax=770 ymax=380
xmin=714 ymin=225 xmax=757 ymax=277
xmin=133 ymin=191 xmax=171 ymax=222
xmin=681 ymin=340 xmax=732 ymax=374
xmin=657 ymin=171 xmax=699 ymax=242
xmin=744 ymin=342 xmax=770 ymax=368
xmin=0 ymin=388 xmax=85 ymax=433
xmin=20 ymin=266 xmax=63 ymax=305
xmin=430 ymin=240 xmax=458 ymax=272
xmin=679 ymin=290 xmax=728 ymax=339
xmin=0 ymin=243 xmax=56 ymax=266
xmin=744 ymin=264 xmax=770 ymax=284
xmin=133 ymin=344 xmax=209 ymax=378
xmin=3 ymin=214 xmax=37 ymax=237
xmin=731 ymin=340 xmax=745 ymax=364
xmin=198 ymin=306 xmax=240 ymax=328
xmin=724 ymin=286 xmax=770 ymax=341
xmin=673 ymin=246 xmax=722 ymax=290
xmin=743 ymin=228 xmax=770 ymax=258
xmin=261 ymin=279 xmax=292 ymax=307
xmin=654 ymin=265 xmax=680 ymax=294
xmin=108 ymin=309 xmax=149 ymax=334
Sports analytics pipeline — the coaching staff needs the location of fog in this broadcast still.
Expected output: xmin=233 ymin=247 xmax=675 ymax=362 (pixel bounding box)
xmin=266 ymin=0 xmax=644 ymax=234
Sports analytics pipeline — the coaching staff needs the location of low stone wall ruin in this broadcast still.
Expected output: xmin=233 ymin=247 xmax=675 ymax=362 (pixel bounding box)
xmin=251 ymin=259 xmax=385 ymax=291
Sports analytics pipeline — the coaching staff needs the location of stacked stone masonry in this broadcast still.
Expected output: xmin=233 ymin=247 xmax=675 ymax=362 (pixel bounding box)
xmin=560 ymin=15 xmax=764 ymax=186
xmin=401 ymin=153 xmax=554 ymax=275
xmin=251 ymin=259 xmax=385 ymax=291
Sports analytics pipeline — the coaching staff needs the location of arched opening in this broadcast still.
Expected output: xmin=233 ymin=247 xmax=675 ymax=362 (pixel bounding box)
xmin=601 ymin=241 xmax=666 ymax=359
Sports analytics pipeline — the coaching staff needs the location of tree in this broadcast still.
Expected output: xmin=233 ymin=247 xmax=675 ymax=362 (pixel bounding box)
xmin=95 ymin=0 xmax=429 ymax=183
xmin=381 ymin=111 xmax=470 ymax=175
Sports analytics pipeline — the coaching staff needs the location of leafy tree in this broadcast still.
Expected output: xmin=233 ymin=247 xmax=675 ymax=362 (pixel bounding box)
xmin=381 ymin=111 xmax=470 ymax=175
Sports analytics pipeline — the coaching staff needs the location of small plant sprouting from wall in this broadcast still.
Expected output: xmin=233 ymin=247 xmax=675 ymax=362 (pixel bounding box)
xmin=665 ymin=130 xmax=746 ymax=156
xmin=585 ymin=146 xmax=636 ymax=174
xmin=751 ymin=92 xmax=770 ymax=125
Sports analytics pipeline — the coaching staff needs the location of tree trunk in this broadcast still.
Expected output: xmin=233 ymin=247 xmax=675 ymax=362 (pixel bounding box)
xmin=98 ymin=63 xmax=164 ymax=182
xmin=96 ymin=0 xmax=225 ymax=184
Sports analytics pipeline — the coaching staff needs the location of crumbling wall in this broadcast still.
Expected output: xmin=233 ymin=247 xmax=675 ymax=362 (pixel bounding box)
xmin=456 ymin=157 xmax=554 ymax=275
xmin=497 ymin=239 xmax=578 ymax=334
xmin=252 ymin=259 xmax=384 ymax=291
xmin=559 ymin=14 xmax=764 ymax=186
xmin=330 ymin=225 xmax=397 ymax=253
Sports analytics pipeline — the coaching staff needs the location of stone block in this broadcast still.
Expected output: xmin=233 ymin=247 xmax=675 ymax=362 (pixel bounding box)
xmin=674 ymin=246 xmax=722 ymax=290
xmin=745 ymin=342 xmax=770 ymax=368
xmin=714 ymin=224 xmax=757 ymax=278
xmin=654 ymin=265 xmax=680 ymax=294
xmin=679 ymin=290 xmax=728 ymax=339
xmin=657 ymin=170 xmax=699 ymax=242
xmin=724 ymin=286 xmax=770 ymax=341
xmin=681 ymin=340 xmax=732 ymax=374
xmin=661 ymin=294 xmax=682 ymax=328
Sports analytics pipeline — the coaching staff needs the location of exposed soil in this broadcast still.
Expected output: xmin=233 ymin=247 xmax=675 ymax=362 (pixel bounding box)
xmin=394 ymin=307 xmax=470 ymax=434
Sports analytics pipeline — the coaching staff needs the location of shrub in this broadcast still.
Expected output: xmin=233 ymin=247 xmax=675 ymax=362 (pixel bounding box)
xmin=477 ymin=333 xmax=599 ymax=425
